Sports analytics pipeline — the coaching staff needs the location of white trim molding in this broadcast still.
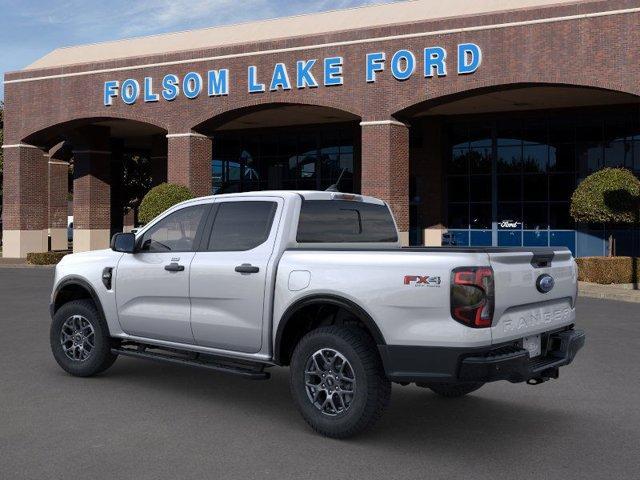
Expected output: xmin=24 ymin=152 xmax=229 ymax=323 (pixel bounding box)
xmin=1 ymin=143 xmax=42 ymax=150
xmin=3 ymin=7 xmax=639 ymax=85
xmin=360 ymin=120 xmax=408 ymax=127
xmin=48 ymin=160 xmax=70 ymax=166
xmin=166 ymin=132 xmax=212 ymax=139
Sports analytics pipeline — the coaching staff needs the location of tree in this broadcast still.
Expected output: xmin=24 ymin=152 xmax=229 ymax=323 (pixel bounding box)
xmin=138 ymin=183 xmax=194 ymax=225
xmin=570 ymin=167 xmax=640 ymax=256
xmin=121 ymin=153 xmax=152 ymax=224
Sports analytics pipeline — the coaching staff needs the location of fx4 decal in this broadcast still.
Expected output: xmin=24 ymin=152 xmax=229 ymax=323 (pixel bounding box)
xmin=404 ymin=275 xmax=441 ymax=287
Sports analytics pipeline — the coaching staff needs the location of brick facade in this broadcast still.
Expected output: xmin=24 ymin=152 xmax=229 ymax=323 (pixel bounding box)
xmin=2 ymin=0 xmax=639 ymax=256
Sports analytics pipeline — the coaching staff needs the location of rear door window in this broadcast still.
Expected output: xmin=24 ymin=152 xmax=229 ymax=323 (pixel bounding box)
xmin=207 ymin=201 xmax=278 ymax=251
xmin=297 ymin=200 xmax=398 ymax=243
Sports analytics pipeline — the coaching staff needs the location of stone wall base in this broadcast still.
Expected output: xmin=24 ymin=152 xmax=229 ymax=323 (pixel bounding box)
xmin=2 ymin=230 xmax=48 ymax=258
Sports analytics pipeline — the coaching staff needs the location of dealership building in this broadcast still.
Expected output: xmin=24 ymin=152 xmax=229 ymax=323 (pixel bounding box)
xmin=3 ymin=0 xmax=640 ymax=257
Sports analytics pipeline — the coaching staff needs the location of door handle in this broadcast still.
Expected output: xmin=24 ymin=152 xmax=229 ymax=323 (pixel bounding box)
xmin=235 ymin=264 xmax=260 ymax=274
xmin=165 ymin=262 xmax=185 ymax=272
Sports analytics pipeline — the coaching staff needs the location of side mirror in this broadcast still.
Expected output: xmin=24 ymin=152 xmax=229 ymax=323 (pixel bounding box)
xmin=111 ymin=232 xmax=137 ymax=253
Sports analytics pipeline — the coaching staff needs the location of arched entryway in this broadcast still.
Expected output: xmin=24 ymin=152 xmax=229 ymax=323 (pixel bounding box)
xmin=3 ymin=118 xmax=167 ymax=256
xmin=396 ymin=84 xmax=640 ymax=256
xmin=193 ymin=103 xmax=361 ymax=195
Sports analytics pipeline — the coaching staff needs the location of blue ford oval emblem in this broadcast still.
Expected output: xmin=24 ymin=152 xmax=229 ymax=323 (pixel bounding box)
xmin=536 ymin=274 xmax=555 ymax=294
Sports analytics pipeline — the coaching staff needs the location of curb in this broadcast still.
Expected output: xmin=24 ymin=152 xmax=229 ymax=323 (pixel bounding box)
xmin=579 ymin=282 xmax=640 ymax=304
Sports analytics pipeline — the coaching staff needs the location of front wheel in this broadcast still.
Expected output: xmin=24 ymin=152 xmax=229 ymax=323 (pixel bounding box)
xmin=50 ymin=299 xmax=118 ymax=377
xmin=289 ymin=326 xmax=391 ymax=438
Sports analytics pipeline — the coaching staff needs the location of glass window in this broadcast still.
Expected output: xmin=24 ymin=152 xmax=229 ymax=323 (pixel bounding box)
xmin=139 ymin=205 xmax=208 ymax=253
xmin=523 ymin=203 xmax=548 ymax=229
xmin=470 ymin=147 xmax=492 ymax=174
xmin=297 ymin=200 xmax=398 ymax=243
xmin=523 ymin=144 xmax=548 ymax=173
xmin=447 ymin=204 xmax=469 ymax=229
xmin=469 ymin=175 xmax=491 ymax=202
xmin=498 ymin=203 xmax=522 ymax=230
xmin=549 ymin=174 xmax=575 ymax=201
xmin=497 ymin=145 xmax=522 ymax=173
xmin=523 ymin=175 xmax=548 ymax=202
xmin=549 ymin=203 xmax=573 ymax=229
xmin=450 ymin=148 xmax=469 ymax=174
xmin=470 ymin=203 xmax=491 ymax=229
xmin=498 ymin=175 xmax=521 ymax=202
xmin=447 ymin=176 xmax=469 ymax=203
xmin=208 ymin=201 xmax=277 ymax=251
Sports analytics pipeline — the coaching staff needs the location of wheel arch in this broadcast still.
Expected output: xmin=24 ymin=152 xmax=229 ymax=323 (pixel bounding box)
xmin=274 ymin=294 xmax=386 ymax=366
xmin=51 ymin=276 xmax=107 ymax=324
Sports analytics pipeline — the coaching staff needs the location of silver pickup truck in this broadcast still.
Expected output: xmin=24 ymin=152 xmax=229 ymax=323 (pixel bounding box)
xmin=50 ymin=191 xmax=584 ymax=438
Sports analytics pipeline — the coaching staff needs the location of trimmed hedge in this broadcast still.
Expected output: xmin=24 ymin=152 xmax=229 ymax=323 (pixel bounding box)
xmin=27 ymin=251 xmax=67 ymax=265
xmin=570 ymin=168 xmax=640 ymax=224
xmin=576 ymin=256 xmax=640 ymax=284
xmin=138 ymin=183 xmax=195 ymax=224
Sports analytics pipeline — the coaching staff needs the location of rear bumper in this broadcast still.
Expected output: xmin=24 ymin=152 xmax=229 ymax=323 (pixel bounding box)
xmin=379 ymin=327 xmax=585 ymax=384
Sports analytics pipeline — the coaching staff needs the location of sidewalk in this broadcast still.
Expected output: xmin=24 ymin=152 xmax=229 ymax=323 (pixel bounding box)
xmin=579 ymin=281 xmax=640 ymax=304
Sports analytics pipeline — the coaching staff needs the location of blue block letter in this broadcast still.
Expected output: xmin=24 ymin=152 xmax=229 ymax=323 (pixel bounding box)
xmin=248 ymin=66 xmax=265 ymax=93
xmin=457 ymin=43 xmax=482 ymax=75
xmin=162 ymin=74 xmax=180 ymax=101
xmin=366 ymin=52 xmax=385 ymax=83
xmin=183 ymin=72 xmax=203 ymax=99
xmin=121 ymin=79 xmax=140 ymax=105
xmin=424 ymin=47 xmax=447 ymax=77
xmin=270 ymin=63 xmax=292 ymax=91
xmin=324 ymin=57 xmax=344 ymax=86
xmin=390 ymin=50 xmax=415 ymax=81
xmin=208 ymin=69 xmax=229 ymax=96
xmin=296 ymin=60 xmax=318 ymax=89
xmin=104 ymin=80 xmax=119 ymax=106
xmin=144 ymin=77 xmax=159 ymax=102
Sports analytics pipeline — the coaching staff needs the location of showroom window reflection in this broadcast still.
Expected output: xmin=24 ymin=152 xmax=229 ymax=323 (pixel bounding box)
xmin=211 ymin=125 xmax=357 ymax=195
xmin=445 ymin=107 xmax=640 ymax=252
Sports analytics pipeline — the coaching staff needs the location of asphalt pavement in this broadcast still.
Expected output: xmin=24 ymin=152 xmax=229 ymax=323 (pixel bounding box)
xmin=1 ymin=268 xmax=638 ymax=479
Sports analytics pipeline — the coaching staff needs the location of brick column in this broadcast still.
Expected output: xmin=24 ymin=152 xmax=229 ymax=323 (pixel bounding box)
xmin=150 ymin=134 xmax=168 ymax=186
xmin=1 ymin=144 xmax=49 ymax=258
xmin=48 ymin=155 xmax=69 ymax=251
xmin=71 ymin=126 xmax=112 ymax=252
xmin=360 ymin=120 xmax=410 ymax=245
xmin=167 ymin=132 xmax=212 ymax=197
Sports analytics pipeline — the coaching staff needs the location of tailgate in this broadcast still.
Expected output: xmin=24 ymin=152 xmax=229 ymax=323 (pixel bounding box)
xmin=488 ymin=247 xmax=577 ymax=344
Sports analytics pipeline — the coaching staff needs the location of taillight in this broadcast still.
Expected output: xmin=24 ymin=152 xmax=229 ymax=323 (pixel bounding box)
xmin=450 ymin=267 xmax=494 ymax=328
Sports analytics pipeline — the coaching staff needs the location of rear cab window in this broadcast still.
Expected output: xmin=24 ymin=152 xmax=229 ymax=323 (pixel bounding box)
xmin=296 ymin=200 xmax=398 ymax=243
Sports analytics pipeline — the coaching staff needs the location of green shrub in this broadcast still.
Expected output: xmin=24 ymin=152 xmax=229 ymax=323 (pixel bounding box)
xmin=138 ymin=183 xmax=195 ymax=224
xmin=576 ymin=256 xmax=640 ymax=284
xmin=27 ymin=251 xmax=67 ymax=265
xmin=570 ymin=168 xmax=640 ymax=224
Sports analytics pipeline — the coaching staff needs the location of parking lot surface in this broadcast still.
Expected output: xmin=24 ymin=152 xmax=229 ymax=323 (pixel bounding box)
xmin=1 ymin=268 xmax=639 ymax=479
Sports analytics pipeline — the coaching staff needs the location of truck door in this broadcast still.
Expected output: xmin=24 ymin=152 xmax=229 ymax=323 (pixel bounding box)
xmin=115 ymin=203 xmax=211 ymax=344
xmin=189 ymin=197 xmax=282 ymax=353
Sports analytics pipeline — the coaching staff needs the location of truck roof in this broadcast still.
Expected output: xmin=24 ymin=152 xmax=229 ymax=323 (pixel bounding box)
xmin=181 ymin=191 xmax=387 ymax=206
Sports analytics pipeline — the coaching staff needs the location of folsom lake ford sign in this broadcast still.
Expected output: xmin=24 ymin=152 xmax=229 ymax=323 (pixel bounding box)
xmin=103 ymin=43 xmax=482 ymax=106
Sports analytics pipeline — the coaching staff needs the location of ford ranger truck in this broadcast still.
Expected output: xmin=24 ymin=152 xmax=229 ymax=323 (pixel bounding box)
xmin=50 ymin=191 xmax=585 ymax=438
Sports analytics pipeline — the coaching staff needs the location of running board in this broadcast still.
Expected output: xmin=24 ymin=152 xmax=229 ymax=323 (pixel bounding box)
xmin=111 ymin=345 xmax=270 ymax=380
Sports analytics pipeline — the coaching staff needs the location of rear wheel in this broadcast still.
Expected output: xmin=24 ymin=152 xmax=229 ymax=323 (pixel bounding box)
xmin=289 ymin=326 xmax=391 ymax=438
xmin=426 ymin=382 xmax=484 ymax=398
xmin=50 ymin=300 xmax=118 ymax=377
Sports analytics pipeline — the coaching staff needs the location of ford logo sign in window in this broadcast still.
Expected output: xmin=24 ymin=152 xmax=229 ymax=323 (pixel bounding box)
xmin=536 ymin=274 xmax=555 ymax=294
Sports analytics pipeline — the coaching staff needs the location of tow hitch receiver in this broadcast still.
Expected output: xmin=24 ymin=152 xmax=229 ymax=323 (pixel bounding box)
xmin=526 ymin=367 xmax=559 ymax=385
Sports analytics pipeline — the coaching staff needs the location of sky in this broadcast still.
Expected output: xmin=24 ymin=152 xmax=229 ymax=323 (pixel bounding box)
xmin=0 ymin=0 xmax=400 ymax=100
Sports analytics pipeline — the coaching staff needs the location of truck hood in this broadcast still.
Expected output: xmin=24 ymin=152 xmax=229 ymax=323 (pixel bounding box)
xmin=58 ymin=249 xmax=123 ymax=268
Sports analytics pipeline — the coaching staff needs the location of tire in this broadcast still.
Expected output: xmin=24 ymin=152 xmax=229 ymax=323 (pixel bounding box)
xmin=427 ymin=382 xmax=484 ymax=398
xmin=289 ymin=326 xmax=391 ymax=439
xmin=50 ymin=299 xmax=118 ymax=377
